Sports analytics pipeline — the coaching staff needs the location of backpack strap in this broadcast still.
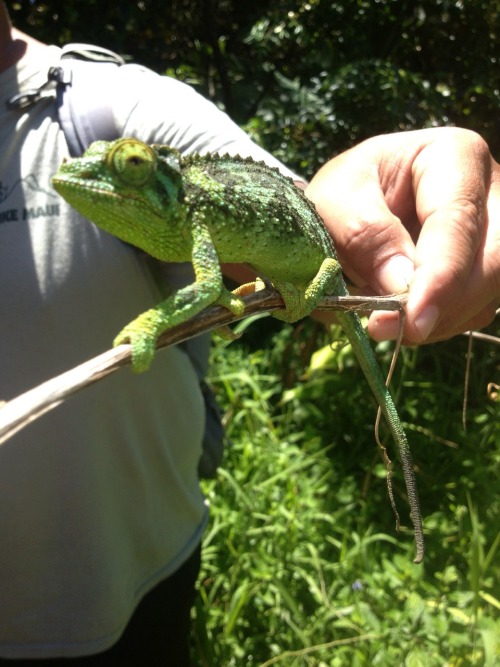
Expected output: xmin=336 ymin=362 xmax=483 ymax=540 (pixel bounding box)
xmin=6 ymin=44 xmax=124 ymax=156
xmin=6 ymin=44 xmax=226 ymax=477
xmin=57 ymin=44 xmax=125 ymax=156
xmin=60 ymin=43 xmax=126 ymax=64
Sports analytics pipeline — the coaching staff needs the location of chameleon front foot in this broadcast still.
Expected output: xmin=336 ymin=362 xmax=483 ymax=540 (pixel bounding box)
xmin=213 ymin=288 xmax=246 ymax=340
xmin=114 ymin=319 xmax=159 ymax=374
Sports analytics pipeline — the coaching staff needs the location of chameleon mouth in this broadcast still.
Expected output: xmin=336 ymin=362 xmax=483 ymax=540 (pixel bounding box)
xmin=52 ymin=174 xmax=127 ymax=200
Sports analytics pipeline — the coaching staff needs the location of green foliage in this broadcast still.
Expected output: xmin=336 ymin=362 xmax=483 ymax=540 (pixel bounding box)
xmin=9 ymin=0 xmax=500 ymax=175
xmin=194 ymin=319 xmax=500 ymax=665
xmin=7 ymin=2 xmax=499 ymax=661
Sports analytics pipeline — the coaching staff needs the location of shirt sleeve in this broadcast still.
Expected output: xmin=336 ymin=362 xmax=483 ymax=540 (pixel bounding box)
xmin=111 ymin=63 xmax=303 ymax=182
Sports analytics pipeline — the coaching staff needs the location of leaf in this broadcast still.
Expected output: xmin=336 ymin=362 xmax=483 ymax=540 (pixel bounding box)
xmin=405 ymin=649 xmax=428 ymax=667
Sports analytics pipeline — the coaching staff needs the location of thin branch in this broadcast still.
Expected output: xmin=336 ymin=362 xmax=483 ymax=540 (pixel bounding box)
xmin=463 ymin=330 xmax=500 ymax=346
xmin=0 ymin=289 xmax=406 ymax=447
xmin=463 ymin=331 xmax=474 ymax=431
xmin=461 ymin=316 xmax=500 ymax=427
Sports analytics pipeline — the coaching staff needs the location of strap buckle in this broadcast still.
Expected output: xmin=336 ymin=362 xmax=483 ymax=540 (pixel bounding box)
xmin=6 ymin=66 xmax=71 ymax=111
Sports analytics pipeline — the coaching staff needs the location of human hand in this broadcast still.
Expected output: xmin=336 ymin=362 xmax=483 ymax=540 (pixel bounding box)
xmin=305 ymin=127 xmax=500 ymax=344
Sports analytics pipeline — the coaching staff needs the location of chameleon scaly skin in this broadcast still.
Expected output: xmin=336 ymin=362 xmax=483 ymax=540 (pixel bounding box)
xmin=52 ymin=138 xmax=424 ymax=562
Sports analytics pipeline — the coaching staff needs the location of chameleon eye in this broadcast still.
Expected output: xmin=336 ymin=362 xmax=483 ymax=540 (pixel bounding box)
xmin=108 ymin=139 xmax=156 ymax=187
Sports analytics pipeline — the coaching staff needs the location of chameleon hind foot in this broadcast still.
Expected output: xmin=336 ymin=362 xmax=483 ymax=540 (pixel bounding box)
xmin=230 ymin=277 xmax=267 ymax=298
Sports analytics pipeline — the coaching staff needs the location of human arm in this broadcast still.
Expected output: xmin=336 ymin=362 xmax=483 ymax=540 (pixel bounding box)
xmin=305 ymin=127 xmax=500 ymax=344
xmin=108 ymin=65 xmax=306 ymax=286
xmin=112 ymin=65 xmax=301 ymax=180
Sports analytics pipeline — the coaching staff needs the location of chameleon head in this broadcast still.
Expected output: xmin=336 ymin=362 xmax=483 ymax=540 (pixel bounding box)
xmin=52 ymin=138 xmax=189 ymax=260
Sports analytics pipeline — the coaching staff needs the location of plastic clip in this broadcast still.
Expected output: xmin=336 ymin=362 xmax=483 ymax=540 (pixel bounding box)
xmin=6 ymin=66 xmax=70 ymax=111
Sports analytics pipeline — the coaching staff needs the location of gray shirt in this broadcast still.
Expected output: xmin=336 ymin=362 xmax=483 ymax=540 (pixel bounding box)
xmin=0 ymin=45 xmax=298 ymax=658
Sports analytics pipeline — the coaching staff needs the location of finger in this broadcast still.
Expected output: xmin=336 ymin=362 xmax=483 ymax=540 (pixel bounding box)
xmin=368 ymin=299 xmax=498 ymax=344
xmin=370 ymin=200 xmax=500 ymax=344
xmin=306 ymin=148 xmax=416 ymax=296
xmin=429 ymin=299 xmax=499 ymax=343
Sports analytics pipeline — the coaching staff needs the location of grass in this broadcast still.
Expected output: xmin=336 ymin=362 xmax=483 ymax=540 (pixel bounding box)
xmin=191 ymin=316 xmax=500 ymax=666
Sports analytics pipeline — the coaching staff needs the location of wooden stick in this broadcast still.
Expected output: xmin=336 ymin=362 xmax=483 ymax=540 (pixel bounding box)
xmin=0 ymin=290 xmax=407 ymax=446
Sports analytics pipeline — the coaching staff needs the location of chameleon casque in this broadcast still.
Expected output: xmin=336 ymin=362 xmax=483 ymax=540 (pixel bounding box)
xmin=52 ymin=138 xmax=424 ymax=563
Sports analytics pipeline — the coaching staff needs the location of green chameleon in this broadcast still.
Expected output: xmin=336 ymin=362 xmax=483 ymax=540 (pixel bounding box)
xmin=52 ymin=138 xmax=424 ymax=563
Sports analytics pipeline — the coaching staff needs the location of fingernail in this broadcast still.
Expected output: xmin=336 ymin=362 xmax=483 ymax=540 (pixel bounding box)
xmin=414 ymin=305 xmax=440 ymax=341
xmin=377 ymin=256 xmax=414 ymax=295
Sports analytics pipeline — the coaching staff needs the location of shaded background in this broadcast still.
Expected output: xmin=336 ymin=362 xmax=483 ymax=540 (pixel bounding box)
xmin=9 ymin=0 xmax=499 ymax=177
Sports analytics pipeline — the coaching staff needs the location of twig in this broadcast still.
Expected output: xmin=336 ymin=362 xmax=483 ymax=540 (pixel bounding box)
xmin=463 ymin=332 xmax=473 ymax=431
xmin=0 ymin=289 xmax=406 ymax=446
xmin=463 ymin=330 xmax=500 ymax=346
xmin=462 ymin=311 xmax=500 ymax=427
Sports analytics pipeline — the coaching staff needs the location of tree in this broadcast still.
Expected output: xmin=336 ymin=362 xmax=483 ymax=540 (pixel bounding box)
xmin=9 ymin=0 xmax=499 ymax=174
